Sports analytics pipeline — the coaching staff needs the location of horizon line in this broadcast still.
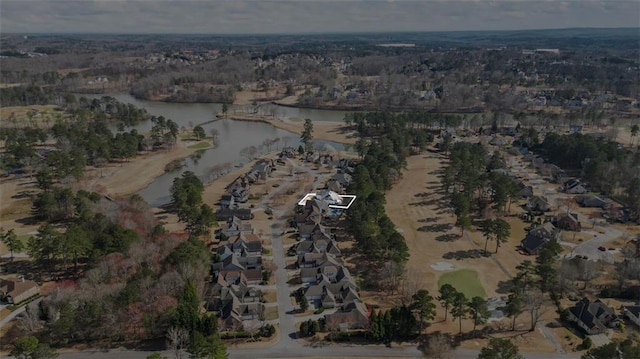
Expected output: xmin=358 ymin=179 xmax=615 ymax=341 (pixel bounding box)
xmin=4 ymin=26 xmax=639 ymax=37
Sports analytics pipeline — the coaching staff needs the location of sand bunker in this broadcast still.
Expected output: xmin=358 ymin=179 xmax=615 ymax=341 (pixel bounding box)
xmin=431 ymin=262 xmax=455 ymax=271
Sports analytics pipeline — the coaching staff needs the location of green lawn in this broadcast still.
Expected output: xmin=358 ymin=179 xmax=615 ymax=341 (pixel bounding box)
xmin=437 ymin=269 xmax=487 ymax=298
xmin=187 ymin=141 xmax=212 ymax=150
xmin=16 ymin=234 xmax=32 ymax=247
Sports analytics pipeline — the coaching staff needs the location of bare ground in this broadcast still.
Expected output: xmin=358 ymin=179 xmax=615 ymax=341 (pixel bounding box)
xmin=381 ymin=150 xmax=559 ymax=352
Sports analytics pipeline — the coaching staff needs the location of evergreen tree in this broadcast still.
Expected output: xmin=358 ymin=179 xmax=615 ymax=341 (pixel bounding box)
xmin=451 ymin=291 xmax=468 ymax=334
xmin=411 ymin=289 xmax=436 ymax=332
xmin=492 ymin=218 xmax=511 ymax=254
xmin=438 ymin=284 xmax=456 ymax=321
xmin=468 ymin=296 xmax=490 ymax=337
xmin=301 ymin=118 xmax=314 ymax=153
xmin=504 ymin=291 xmax=524 ymax=331
xmin=480 ymin=219 xmax=496 ymax=254
xmin=0 ymin=227 xmax=24 ymax=261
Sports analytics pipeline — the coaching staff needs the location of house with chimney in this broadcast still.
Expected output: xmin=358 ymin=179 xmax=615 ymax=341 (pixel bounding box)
xmin=567 ymin=298 xmax=619 ymax=335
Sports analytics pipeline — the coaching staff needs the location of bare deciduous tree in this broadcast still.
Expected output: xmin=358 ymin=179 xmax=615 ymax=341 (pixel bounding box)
xmin=422 ymin=333 xmax=453 ymax=359
xmin=524 ymin=288 xmax=546 ymax=332
xmin=17 ymin=303 xmax=43 ymax=334
xmin=167 ymin=326 xmax=189 ymax=359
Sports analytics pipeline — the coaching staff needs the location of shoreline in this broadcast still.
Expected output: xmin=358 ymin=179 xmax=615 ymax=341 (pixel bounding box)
xmin=83 ymin=141 xmax=197 ymax=198
xmin=227 ymin=114 xmax=357 ymax=145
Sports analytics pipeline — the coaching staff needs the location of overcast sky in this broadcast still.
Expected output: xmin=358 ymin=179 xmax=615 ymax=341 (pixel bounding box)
xmin=1 ymin=0 xmax=638 ymax=34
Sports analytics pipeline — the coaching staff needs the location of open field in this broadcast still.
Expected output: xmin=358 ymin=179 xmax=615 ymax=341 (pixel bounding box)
xmin=0 ymin=105 xmax=62 ymax=128
xmin=381 ymin=150 xmax=561 ymax=352
xmin=438 ymin=269 xmax=486 ymax=298
xmin=83 ymin=143 xmax=194 ymax=198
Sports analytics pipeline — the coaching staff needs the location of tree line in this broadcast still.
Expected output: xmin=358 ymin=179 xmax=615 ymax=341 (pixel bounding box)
xmin=345 ymin=111 xmax=433 ymax=291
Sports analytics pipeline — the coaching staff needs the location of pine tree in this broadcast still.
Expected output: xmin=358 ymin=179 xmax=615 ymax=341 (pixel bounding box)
xmin=468 ymin=296 xmax=490 ymax=337
xmin=438 ymin=284 xmax=456 ymax=321
xmin=450 ymin=292 xmax=468 ymax=334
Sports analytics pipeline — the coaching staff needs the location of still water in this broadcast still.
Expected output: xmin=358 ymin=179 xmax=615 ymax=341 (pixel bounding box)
xmin=79 ymin=93 xmax=351 ymax=206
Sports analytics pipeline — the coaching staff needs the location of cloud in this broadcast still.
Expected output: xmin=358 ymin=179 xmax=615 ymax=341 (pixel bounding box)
xmin=1 ymin=0 xmax=638 ymax=34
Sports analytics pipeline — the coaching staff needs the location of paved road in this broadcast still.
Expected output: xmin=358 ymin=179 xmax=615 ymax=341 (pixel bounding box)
xmin=0 ymin=298 xmax=41 ymax=330
xmin=0 ymin=345 xmax=581 ymax=359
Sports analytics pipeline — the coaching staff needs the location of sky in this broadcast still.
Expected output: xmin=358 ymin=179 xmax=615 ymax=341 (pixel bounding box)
xmin=1 ymin=0 xmax=638 ymax=34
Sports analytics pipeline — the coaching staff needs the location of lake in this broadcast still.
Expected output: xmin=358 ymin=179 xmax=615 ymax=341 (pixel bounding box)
xmin=79 ymin=93 xmax=352 ymax=206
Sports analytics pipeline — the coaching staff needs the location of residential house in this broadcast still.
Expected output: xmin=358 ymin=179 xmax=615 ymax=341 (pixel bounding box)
xmin=218 ymin=232 xmax=262 ymax=258
xmin=208 ymin=285 xmax=262 ymax=312
xmin=567 ymin=298 xmax=619 ymax=335
xmin=293 ymin=208 xmax=323 ymax=228
xmin=321 ymin=285 xmax=360 ymax=309
xmin=211 ymin=270 xmax=249 ymax=293
xmin=218 ymin=269 xmax=262 ymax=286
xmin=569 ymin=125 xmax=584 ymax=134
xmin=216 ymin=208 xmax=254 ymax=221
xmin=564 ymin=179 xmax=588 ymax=194
xmin=297 ymin=252 xmax=344 ymax=269
xmin=214 ymin=251 xmax=262 ymax=272
xmin=295 ymin=238 xmax=341 ymax=256
xmin=557 ymin=213 xmax=581 ymax=232
xmin=544 ymin=165 xmax=565 ymax=181
xmin=219 ymin=194 xmax=235 ymax=209
xmin=327 ymin=180 xmax=343 ymax=194
xmin=328 ymin=173 xmax=352 ymax=193
xmin=622 ymin=305 xmax=640 ymax=328
xmin=304 ymin=197 xmax=330 ymax=215
xmin=576 ymin=195 xmax=608 ymax=208
xmin=520 ymin=222 xmax=561 ymax=254
xmin=216 ymin=291 xmax=264 ymax=331
xmin=303 ymin=279 xmax=359 ymax=307
xmin=217 ymin=216 xmax=254 ymax=238
xmin=227 ymin=176 xmax=250 ymax=193
xmin=298 ymin=223 xmax=331 ymax=241
xmin=0 ymin=277 xmax=39 ymax=304
xmin=336 ymin=159 xmax=355 ymax=175
xmin=231 ymin=188 xmax=249 ymax=203
xmin=279 ymin=146 xmax=297 ymax=158
xmin=516 ymin=181 xmax=534 ymax=198
xmin=324 ymin=300 xmax=370 ymax=331
xmin=246 ymin=159 xmax=273 ymax=183
xmin=527 ymin=195 xmax=551 ymax=212
xmin=300 ymin=265 xmax=353 ymax=284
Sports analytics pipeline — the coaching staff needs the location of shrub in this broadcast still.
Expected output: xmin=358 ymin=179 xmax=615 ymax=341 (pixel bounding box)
xmin=314 ymin=307 xmax=324 ymax=315
xmin=577 ymin=337 xmax=592 ymax=351
xmin=260 ymin=324 xmax=276 ymax=337
xmin=220 ymin=331 xmax=252 ymax=339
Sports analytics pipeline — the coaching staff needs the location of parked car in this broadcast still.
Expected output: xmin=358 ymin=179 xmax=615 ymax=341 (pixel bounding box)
xmin=598 ymin=246 xmax=606 ymax=251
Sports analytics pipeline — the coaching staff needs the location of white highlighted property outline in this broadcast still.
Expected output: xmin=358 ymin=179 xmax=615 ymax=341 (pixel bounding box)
xmin=297 ymin=191 xmax=357 ymax=209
